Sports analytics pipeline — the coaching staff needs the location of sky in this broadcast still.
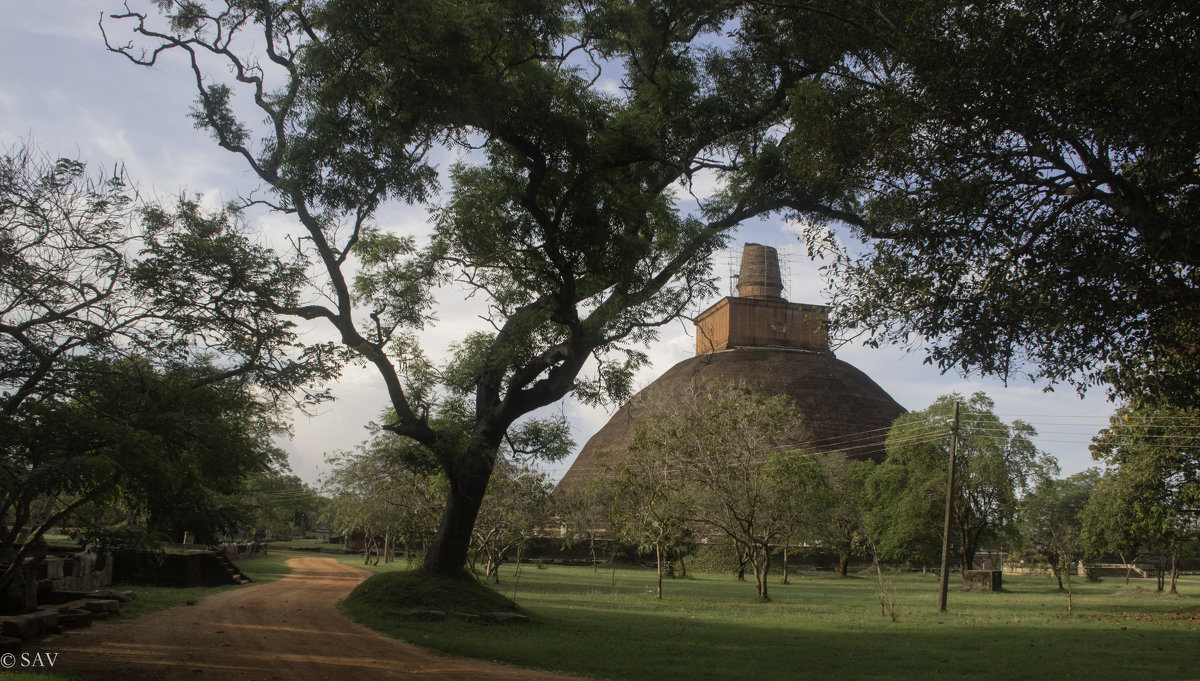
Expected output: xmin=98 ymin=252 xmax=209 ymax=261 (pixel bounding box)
xmin=1 ymin=2 xmax=1119 ymax=486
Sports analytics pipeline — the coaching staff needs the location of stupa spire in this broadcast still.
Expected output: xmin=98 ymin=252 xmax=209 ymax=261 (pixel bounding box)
xmin=735 ymin=243 xmax=785 ymax=301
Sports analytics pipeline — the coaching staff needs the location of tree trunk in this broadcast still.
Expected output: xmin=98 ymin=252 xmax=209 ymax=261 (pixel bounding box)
xmin=1064 ymin=558 xmax=1074 ymax=616
xmin=838 ymin=552 xmax=850 ymax=577
xmin=735 ymin=541 xmax=749 ymax=581
xmin=781 ymin=544 xmax=790 ymax=585
xmin=1169 ymin=543 xmax=1181 ymax=595
xmin=655 ymin=543 xmax=664 ymax=599
xmin=423 ymin=459 xmax=493 ymax=577
xmin=751 ymin=543 xmax=770 ymax=600
xmin=1050 ymin=560 xmax=1063 ymax=591
xmin=960 ymin=550 xmax=974 ymax=573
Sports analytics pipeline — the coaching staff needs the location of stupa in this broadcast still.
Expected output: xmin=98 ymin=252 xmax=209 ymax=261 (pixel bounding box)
xmin=556 ymin=243 xmax=905 ymax=494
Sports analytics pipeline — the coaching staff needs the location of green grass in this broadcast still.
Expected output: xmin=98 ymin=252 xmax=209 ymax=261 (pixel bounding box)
xmin=237 ymin=552 xmax=292 ymax=583
xmin=340 ymin=564 xmax=1200 ymax=681
xmin=110 ymin=553 xmax=292 ymax=618
xmin=342 ymin=570 xmax=521 ymax=616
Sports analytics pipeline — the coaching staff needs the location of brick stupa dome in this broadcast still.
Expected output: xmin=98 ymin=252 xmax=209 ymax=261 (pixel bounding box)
xmin=556 ymin=243 xmax=905 ymax=494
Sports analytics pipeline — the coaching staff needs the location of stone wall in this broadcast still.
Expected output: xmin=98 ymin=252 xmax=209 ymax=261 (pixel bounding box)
xmin=221 ymin=541 xmax=267 ymax=562
xmin=39 ymin=551 xmax=113 ymax=593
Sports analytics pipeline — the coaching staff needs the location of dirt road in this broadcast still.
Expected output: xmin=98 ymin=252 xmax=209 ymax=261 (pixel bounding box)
xmin=35 ymin=556 xmax=585 ymax=680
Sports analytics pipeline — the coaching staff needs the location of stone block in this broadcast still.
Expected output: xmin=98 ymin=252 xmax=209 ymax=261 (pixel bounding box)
xmin=100 ymin=590 xmax=137 ymax=603
xmin=82 ymin=599 xmax=120 ymax=614
xmin=485 ymin=612 xmax=530 ymax=624
xmin=963 ymin=570 xmax=1002 ymax=591
xmin=56 ymin=608 xmax=93 ymax=629
xmin=1 ymin=609 xmax=60 ymax=640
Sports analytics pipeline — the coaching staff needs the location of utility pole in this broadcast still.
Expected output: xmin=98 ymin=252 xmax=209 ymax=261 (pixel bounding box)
xmin=937 ymin=401 xmax=960 ymax=613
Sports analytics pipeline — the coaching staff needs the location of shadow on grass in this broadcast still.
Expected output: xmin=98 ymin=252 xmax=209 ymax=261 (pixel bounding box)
xmin=342 ymin=567 xmax=1200 ymax=681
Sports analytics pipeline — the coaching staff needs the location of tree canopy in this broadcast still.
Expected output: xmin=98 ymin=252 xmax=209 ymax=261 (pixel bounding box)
xmin=1017 ymin=466 xmax=1098 ymax=611
xmin=1 ymin=145 xmax=295 ymax=609
xmin=103 ymin=0 xmax=878 ymax=575
xmin=1087 ymin=402 xmax=1200 ymax=593
xmin=628 ymin=380 xmax=807 ymax=599
xmin=867 ymin=392 xmax=1044 ymax=572
xmin=788 ymin=0 xmax=1200 ymax=404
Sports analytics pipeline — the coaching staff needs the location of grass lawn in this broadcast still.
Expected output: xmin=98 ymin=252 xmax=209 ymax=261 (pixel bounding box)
xmin=341 ymin=564 xmax=1200 ymax=681
xmin=108 ymin=552 xmax=292 ymax=619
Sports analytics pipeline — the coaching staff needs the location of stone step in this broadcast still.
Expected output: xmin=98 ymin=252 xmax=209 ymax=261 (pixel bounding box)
xmin=1 ymin=609 xmax=59 ymax=640
xmin=56 ymin=608 xmax=92 ymax=629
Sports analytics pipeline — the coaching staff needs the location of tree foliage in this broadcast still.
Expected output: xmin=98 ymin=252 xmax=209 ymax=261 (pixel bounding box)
xmin=236 ymin=470 xmax=325 ymax=540
xmin=627 ymin=381 xmax=807 ymax=599
xmin=769 ymin=452 xmax=875 ymax=578
xmin=1017 ymin=466 xmax=1098 ymax=612
xmin=555 ymin=477 xmax=613 ymax=572
xmin=1 ymin=145 xmax=141 ymax=415
xmin=1086 ymin=402 xmax=1200 ymax=593
xmin=103 ymin=0 xmax=876 ymax=575
xmin=601 ymin=446 xmax=693 ymax=600
xmin=323 ymin=423 xmax=448 ymax=565
xmin=0 ymin=145 xmax=293 ymax=609
xmin=867 ymin=392 xmax=1043 ymax=572
xmin=788 ymin=0 xmax=1200 ymax=404
xmin=470 ymin=459 xmax=554 ymax=583
xmin=0 ymin=357 xmax=288 ymax=609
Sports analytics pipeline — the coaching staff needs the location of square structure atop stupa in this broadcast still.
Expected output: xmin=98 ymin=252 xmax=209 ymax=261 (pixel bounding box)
xmin=694 ymin=243 xmax=831 ymax=355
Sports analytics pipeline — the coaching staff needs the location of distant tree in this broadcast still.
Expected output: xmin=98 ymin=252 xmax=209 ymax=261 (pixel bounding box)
xmin=788 ymin=0 xmax=1200 ymax=407
xmin=762 ymin=450 xmax=827 ymax=583
xmin=1087 ymin=403 xmax=1200 ymax=593
xmin=323 ymin=426 xmax=448 ymax=565
xmin=631 ymin=381 xmax=807 ymax=600
xmin=1081 ymin=470 xmax=1152 ymax=585
xmin=555 ymin=478 xmax=612 ymax=573
xmin=1017 ymin=466 xmax=1099 ymax=614
xmin=470 ymin=460 xmax=554 ymax=583
xmin=103 ymin=0 xmax=877 ymax=577
xmin=236 ymin=471 xmax=324 ymax=540
xmin=602 ymin=447 xmax=694 ymax=600
xmin=812 ymin=455 xmax=876 ymax=578
xmin=867 ymin=393 xmax=1044 ymax=573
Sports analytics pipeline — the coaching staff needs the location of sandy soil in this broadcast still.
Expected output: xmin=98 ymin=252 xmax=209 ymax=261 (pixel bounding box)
xmin=34 ymin=555 xmax=585 ymax=680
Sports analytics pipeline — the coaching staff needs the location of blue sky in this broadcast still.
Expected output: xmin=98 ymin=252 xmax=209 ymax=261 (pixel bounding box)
xmin=2 ymin=2 xmax=1117 ymax=485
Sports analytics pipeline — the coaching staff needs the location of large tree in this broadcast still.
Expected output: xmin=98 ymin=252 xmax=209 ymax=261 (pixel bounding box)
xmin=867 ymin=392 xmax=1044 ymax=572
xmin=1017 ymin=467 xmax=1099 ymax=613
xmin=104 ymin=0 xmax=871 ymax=576
xmin=1 ymin=145 xmax=141 ymax=417
xmin=0 ymin=357 xmax=288 ymax=611
xmin=782 ymin=0 xmax=1200 ymax=404
xmin=630 ymin=381 xmax=807 ymax=599
xmin=0 ymin=144 xmax=296 ymax=610
xmin=1087 ymin=403 xmax=1200 ymax=593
